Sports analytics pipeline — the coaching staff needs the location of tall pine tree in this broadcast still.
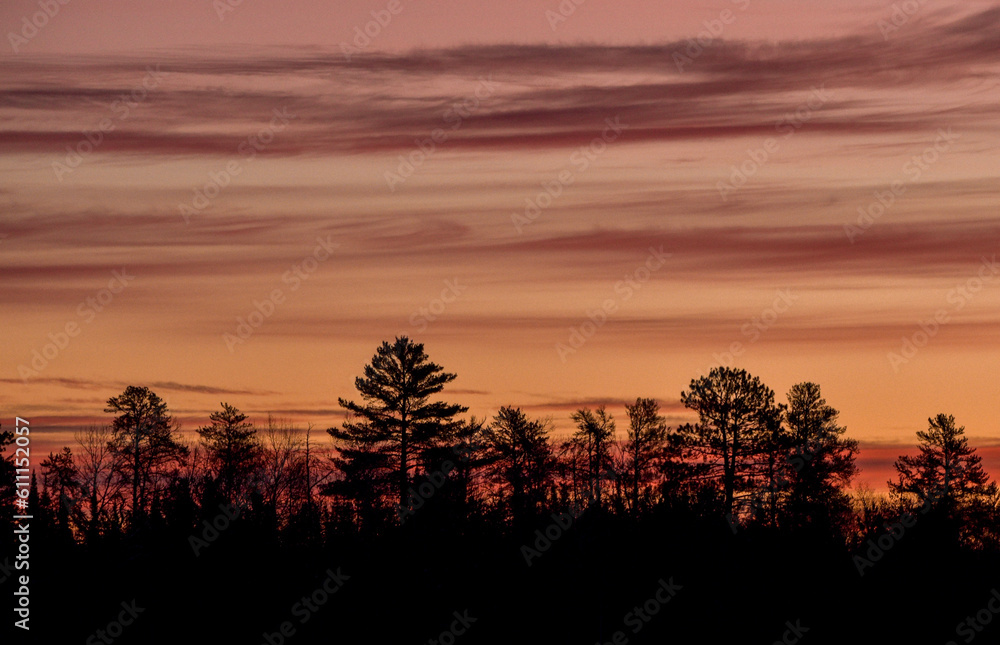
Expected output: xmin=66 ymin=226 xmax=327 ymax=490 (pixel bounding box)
xmin=329 ymin=337 xmax=468 ymax=517
xmin=105 ymin=386 xmax=188 ymax=526
xmin=890 ymin=413 xmax=994 ymax=515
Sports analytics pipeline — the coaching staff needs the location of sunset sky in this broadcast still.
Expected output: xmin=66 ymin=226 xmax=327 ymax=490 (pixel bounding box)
xmin=2 ymin=0 xmax=998 ymax=490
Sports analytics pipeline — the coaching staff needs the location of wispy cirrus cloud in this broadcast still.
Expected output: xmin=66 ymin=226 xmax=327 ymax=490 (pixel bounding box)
xmin=0 ymin=376 xmax=277 ymax=396
xmin=0 ymin=8 xmax=997 ymax=158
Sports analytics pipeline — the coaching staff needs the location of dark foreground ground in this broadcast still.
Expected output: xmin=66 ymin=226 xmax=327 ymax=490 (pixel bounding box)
xmin=3 ymin=509 xmax=999 ymax=645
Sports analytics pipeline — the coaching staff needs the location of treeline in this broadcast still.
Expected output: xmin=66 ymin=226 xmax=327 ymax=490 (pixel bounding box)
xmin=2 ymin=336 xmax=997 ymax=552
xmin=4 ymin=336 xmax=1000 ymax=643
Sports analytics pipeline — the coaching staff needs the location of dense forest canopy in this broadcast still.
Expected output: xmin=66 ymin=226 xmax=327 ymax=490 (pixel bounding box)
xmin=3 ymin=337 xmax=997 ymax=545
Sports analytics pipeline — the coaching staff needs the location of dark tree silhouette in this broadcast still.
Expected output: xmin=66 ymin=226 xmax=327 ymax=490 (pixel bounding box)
xmin=330 ymin=337 xmax=468 ymax=514
xmin=481 ymin=406 xmax=555 ymax=522
xmin=421 ymin=416 xmax=487 ymax=523
xmin=105 ymin=385 xmax=189 ymax=525
xmin=327 ymin=425 xmax=392 ymax=531
xmin=889 ymin=413 xmax=995 ymax=517
xmin=622 ymin=398 xmax=669 ymax=513
xmin=568 ymin=406 xmax=616 ymax=508
xmin=13 ymin=349 xmax=1000 ymax=645
xmin=73 ymin=424 xmax=121 ymax=539
xmin=258 ymin=415 xmax=306 ymax=518
xmin=27 ymin=471 xmax=48 ymax=534
xmin=41 ymin=447 xmax=82 ymax=541
xmin=782 ymin=382 xmax=858 ymax=529
xmin=0 ymin=424 xmax=15 ymax=516
xmin=679 ymin=367 xmax=780 ymax=518
xmin=197 ymin=402 xmax=262 ymax=504
xmin=752 ymin=401 xmax=789 ymax=526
